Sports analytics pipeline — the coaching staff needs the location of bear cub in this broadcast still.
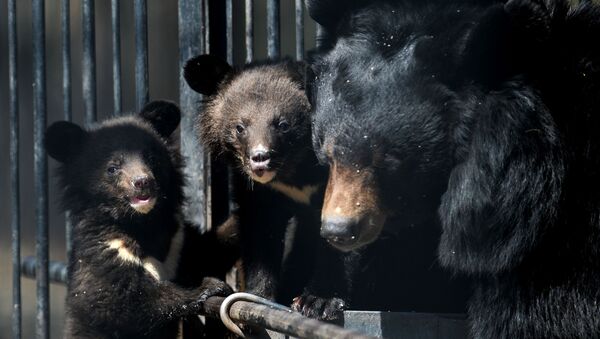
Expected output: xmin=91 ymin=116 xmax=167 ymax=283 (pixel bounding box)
xmin=46 ymin=101 xmax=232 ymax=339
xmin=184 ymin=56 xmax=347 ymax=320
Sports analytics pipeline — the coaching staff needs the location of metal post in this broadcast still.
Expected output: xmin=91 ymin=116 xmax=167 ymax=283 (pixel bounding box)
xmin=111 ymin=0 xmax=122 ymax=115
xmin=8 ymin=0 xmax=21 ymax=337
xmin=295 ymin=0 xmax=304 ymax=61
xmin=61 ymin=0 xmax=74 ymax=277
xmin=33 ymin=0 xmax=50 ymax=337
xmin=245 ymin=0 xmax=253 ymax=63
xmin=204 ymin=0 xmax=210 ymax=54
xmin=316 ymin=23 xmax=324 ymax=49
xmin=82 ymin=0 xmax=97 ymax=126
xmin=267 ymin=0 xmax=280 ymax=59
xmin=226 ymin=0 xmax=233 ymax=65
xmin=134 ymin=0 xmax=149 ymax=111
xmin=179 ymin=0 xmax=208 ymax=231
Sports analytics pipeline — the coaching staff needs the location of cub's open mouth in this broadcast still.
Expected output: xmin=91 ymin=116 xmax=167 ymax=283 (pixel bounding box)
xmin=250 ymin=169 xmax=276 ymax=184
xmin=129 ymin=195 xmax=156 ymax=214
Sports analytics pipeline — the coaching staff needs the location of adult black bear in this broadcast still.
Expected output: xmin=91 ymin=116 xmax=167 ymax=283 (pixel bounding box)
xmin=309 ymin=0 xmax=600 ymax=337
xmin=183 ymin=56 xmax=350 ymax=320
xmin=46 ymin=101 xmax=234 ymax=339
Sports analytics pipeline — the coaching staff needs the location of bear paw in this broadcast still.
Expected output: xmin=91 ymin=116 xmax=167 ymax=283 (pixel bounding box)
xmin=193 ymin=277 xmax=233 ymax=307
xmin=291 ymin=294 xmax=346 ymax=321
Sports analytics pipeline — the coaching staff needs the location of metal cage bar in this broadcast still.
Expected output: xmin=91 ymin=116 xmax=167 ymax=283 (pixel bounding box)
xmin=82 ymin=0 xmax=97 ymax=126
xmin=179 ymin=0 xmax=208 ymax=231
xmin=111 ymin=0 xmax=122 ymax=116
xmin=8 ymin=0 xmax=21 ymax=337
xmin=295 ymin=0 xmax=304 ymax=61
xmin=226 ymin=0 xmax=233 ymax=65
xmin=33 ymin=0 xmax=50 ymax=337
xmin=245 ymin=0 xmax=254 ymax=63
xmin=134 ymin=0 xmax=149 ymax=111
xmin=267 ymin=0 xmax=281 ymax=59
xmin=61 ymin=0 xmax=74 ymax=280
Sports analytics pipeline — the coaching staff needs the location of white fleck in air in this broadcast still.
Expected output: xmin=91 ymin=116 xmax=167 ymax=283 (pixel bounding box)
xmin=346 ymin=79 xmax=350 ymax=83
xmin=356 ymin=202 xmax=361 ymax=207
xmin=356 ymin=170 xmax=360 ymax=173
xmin=351 ymin=236 xmax=356 ymax=240
xmin=390 ymin=35 xmax=394 ymax=40
xmin=363 ymin=135 xmax=368 ymax=139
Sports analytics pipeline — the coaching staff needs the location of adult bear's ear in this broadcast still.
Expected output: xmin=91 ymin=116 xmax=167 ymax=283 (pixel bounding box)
xmin=184 ymin=54 xmax=233 ymax=96
xmin=307 ymin=0 xmax=365 ymax=30
xmin=45 ymin=121 xmax=88 ymax=163
xmin=139 ymin=100 xmax=182 ymax=139
xmin=459 ymin=2 xmax=551 ymax=87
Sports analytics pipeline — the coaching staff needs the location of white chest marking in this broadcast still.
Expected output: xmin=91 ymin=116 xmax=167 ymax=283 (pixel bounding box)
xmin=268 ymin=182 xmax=319 ymax=205
xmin=104 ymin=223 xmax=184 ymax=282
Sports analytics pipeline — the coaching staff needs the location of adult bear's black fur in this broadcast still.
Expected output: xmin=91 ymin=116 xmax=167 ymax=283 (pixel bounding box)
xmin=46 ymin=101 xmax=234 ymax=339
xmin=309 ymin=0 xmax=600 ymax=337
xmin=184 ymin=56 xmax=350 ymax=320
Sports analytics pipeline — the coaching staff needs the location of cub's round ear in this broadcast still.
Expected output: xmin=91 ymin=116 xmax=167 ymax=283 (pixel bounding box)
xmin=284 ymin=60 xmax=309 ymax=87
xmin=184 ymin=54 xmax=232 ymax=96
xmin=45 ymin=121 xmax=88 ymax=163
xmin=139 ymin=100 xmax=182 ymax=139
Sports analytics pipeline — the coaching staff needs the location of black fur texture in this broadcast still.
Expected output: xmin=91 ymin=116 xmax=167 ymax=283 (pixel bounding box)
xmin=184 ymin=55 xmax=351 ymax=320
xmin=46 ymin=101 xmax=233 ymax=339
xmin=309 ymin=0 xmax=600 ymax=337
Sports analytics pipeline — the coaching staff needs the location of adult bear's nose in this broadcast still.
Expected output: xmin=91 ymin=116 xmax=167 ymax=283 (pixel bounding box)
xmin=320 ymin=216 xmax=359 ymax=249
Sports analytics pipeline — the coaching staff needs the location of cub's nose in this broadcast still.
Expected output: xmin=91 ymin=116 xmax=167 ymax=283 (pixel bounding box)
xmin=132 ymin=176 xmax=154 ymax=189
xmin=250 ymin=150 xmax=271 ymax=164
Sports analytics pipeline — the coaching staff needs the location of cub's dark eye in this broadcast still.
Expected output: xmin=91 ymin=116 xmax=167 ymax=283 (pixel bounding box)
xmin=107 ymin=166 xmax=119 ymax=175
xmin=278 ymin=121 xmax=290 ymax=133
xmin=236 ymin=124 xmax=245 ymax=134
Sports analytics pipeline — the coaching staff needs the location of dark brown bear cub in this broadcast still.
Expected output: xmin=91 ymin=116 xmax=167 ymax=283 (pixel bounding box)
xmin=46 ymin=101 xmax=232 ymax=339
xmin=184 ymin=56 xmax=348 ymax=320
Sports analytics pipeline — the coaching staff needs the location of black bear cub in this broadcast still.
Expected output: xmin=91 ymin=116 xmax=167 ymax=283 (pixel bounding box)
xmin=46 ymin=101 xmax=232 ymax=339
xmin=184 ymin=56 xmax=347 ymax=320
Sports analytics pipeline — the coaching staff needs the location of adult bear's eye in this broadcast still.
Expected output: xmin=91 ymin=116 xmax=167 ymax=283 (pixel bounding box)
xmin=236 ymin=124 xmax=245 ymax=134
xmin=278 ymin=120 xmax=290 ymax=133
xmin=107 ymin=166 xmax=119 ymax=175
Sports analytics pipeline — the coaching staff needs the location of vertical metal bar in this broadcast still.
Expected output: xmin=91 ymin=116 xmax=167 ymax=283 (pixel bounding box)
xmin=111 ymin=0 xmax=122 ymax=115
xmin=295 ymin=0 xmax=304 ymax=61
xmin=134 ymin=0 xmax=149 ymax=111
xmin=33 ymin=0 xmax=50 ymax=337
xmin=245 ymin=0 xmax=253 ymax=63
xmin=316 ymin=23 xmax=324 ymax=49
xmin=204 ymin=0 xmax=210 ymax=54
xmin=267 ymin=0 xmax=281 ymax=59
xmin=8 ymin=0 xmax=21 ymax=337
xmin=82 ymin=0 xmax=97 ymax=126
xmin=179 ymin=0 xmax=207 ymax=231
xmin=61 ymin=0 xmax=74 ymax=274
xmin=226 ymin=0 xmax=233 ymax=65
xmin=199 ymin=0 xmax=205 ymax=56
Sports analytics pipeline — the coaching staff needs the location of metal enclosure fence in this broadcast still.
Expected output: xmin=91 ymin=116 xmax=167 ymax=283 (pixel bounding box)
xmin=5 ymin=1 xmax=320 ymax=338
